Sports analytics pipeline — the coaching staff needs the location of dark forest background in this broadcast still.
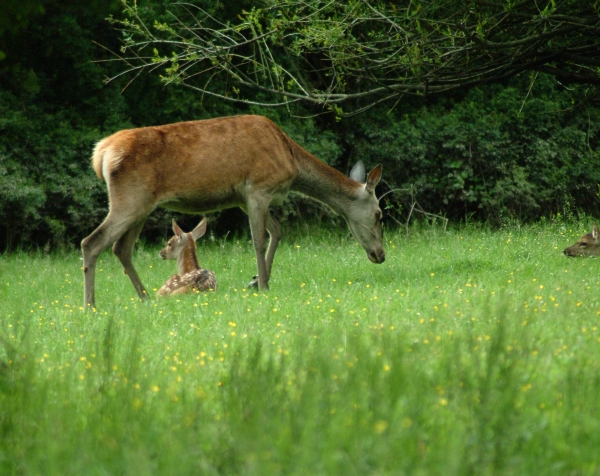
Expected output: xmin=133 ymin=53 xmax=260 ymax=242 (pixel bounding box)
xmin=1 ymin=0 xmax=599 ymax=251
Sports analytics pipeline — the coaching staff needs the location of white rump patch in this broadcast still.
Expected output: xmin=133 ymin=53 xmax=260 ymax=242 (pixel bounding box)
xmin=92 ymin=139 xmax=125 ymax=184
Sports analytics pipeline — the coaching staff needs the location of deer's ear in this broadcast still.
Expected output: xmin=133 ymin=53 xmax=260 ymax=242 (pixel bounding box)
xmin=349 ymin=161 xmax=366 ymax=183
xmin=593 ymin=224 xmax=600 ymax=240
xmin=172 ymin=219 xmax=184 ymax=238
xmin=366 ymin=164 xmax=382 ymax=193
xmin=192 ymin=217 xmax=207 ymax=241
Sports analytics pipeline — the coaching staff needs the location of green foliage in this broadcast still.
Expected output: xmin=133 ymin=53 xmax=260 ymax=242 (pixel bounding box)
xmin=109 ymin=0 xmax=600 ymax=110
xmin=0 ymin=1 xmax=246 ymax=250
xmin=0 ymin=4 xmax=130 ymax=251
xmin=0 ymin=1 xmax=599 ymax=252
xmin=2 ymin=224 xmax=600 ymax=473
xmin=0 ymin=0 xmax=45 ymax=39
xmin=0 ymin=89 xmax=116 ymax=250
xmin=349 ymin=76 xmax=600 ymax=222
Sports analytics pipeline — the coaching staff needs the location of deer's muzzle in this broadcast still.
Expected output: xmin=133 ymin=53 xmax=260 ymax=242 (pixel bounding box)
xmin=368 ymin=249 xmax=386 ymax=264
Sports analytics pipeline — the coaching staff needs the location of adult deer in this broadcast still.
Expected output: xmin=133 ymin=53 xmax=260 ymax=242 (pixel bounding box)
xmin=563 ymin=225 xmax=600 ymax=257
xmin=82 ymin=115 xmax=385 ymax=308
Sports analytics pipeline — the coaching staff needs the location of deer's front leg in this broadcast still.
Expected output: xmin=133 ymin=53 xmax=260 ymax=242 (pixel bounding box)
xmin=265 ymin=213 xmax=282 ymax=281
xmin=247 ymin=199 xmax=270 ymax=291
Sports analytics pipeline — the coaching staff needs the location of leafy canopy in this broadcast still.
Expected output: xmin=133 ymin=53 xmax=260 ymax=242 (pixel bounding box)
xmin=110 ymin=0 xmax=600 ymax=115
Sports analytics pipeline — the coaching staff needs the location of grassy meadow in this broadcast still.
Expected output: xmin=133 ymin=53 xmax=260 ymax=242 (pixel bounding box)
xmin=1 ymin=221 xmax=600 ymax=475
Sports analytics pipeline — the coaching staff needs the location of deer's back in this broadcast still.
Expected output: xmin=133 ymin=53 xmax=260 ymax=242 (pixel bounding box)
xmin=98 ymin=115 xmax=299 ymax=212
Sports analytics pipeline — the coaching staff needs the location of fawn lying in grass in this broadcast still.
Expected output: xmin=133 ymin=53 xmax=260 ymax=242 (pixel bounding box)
xmin=563 ymin=224 xmax=600 ymax=257
xmin=157 ymin=218 xmax=217 ymax=296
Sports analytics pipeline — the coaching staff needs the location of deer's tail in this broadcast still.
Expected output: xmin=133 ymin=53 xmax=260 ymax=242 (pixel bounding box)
xmin=92 ymin=138 xmax=124 ymax=182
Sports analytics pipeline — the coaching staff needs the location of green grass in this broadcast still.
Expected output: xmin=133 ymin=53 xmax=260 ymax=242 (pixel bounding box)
xmin=1 ymin=222 xmax=600 ymax=475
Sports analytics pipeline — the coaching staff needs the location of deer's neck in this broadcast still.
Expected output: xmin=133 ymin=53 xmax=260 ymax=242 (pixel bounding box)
xmin=177 ymin=239 xmax=200 ymax=275
xmin=292 ymin=146 xmax=360 ymax=215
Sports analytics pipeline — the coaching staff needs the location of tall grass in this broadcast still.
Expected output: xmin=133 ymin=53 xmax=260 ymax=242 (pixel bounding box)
xmin=1 ymin=222 xmax=600 ymax=475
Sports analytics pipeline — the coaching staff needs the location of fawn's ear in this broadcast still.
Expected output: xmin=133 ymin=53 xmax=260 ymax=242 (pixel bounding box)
xmin=593 ymin=224 xmax=600 ymax=240
xmin=366 ymin=164 xmax=382 ymax=193
xmin=349 ymin=160 xmax=366 ymax=183
xmin=172 ymin=219 xmax=184 ymax=239
xmin=192 ymin=217 xmax=207 ymax=241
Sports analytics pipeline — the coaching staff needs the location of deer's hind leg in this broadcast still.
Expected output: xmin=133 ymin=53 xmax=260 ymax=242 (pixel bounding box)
xmin=82 ymin=214 xmax=138 ymax=308
xmin=112 ymin=217 xmax=149 ymax=300
xmin=82 ymin=194 xmax=154 ymax=308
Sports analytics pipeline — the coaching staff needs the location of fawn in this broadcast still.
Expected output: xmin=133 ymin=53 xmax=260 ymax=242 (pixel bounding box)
xmin=157 ymin=217 xmax=217 ymax=296
xmin=563 ymin=224 xmax=600 ymax=257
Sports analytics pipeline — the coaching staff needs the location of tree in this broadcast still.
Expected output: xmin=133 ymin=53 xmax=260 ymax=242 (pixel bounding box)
xmin=0 ymin=0 xmax=45 ymax=60
xmin=109 ymin=0 xmax=600 ymax=116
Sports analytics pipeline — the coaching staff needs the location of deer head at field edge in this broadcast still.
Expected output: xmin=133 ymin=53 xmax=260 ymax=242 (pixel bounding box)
xmin=563 ymin=224 xmax=600 ymax=257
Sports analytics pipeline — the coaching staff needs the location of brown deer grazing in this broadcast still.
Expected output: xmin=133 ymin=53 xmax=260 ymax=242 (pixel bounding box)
xmin=157 ymin=217 xmax=217 ymax=296
xmin=81 ymin=115 xmax=385 ymax=308
xmin=563 ymin=225 xmax=600 ymax=257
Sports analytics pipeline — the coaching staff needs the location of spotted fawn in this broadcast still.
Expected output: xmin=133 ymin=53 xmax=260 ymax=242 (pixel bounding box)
xmin=157 ymin=218 xmax=217 ymax=296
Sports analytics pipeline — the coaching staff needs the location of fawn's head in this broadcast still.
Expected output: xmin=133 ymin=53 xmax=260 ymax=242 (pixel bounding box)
xmin=159 ymin=218 xmax=207 ymax=260
xmin=563 ymin=224 xmax=600 ymax=257
xmin=346 ymin=161 xmax=386 ymax=264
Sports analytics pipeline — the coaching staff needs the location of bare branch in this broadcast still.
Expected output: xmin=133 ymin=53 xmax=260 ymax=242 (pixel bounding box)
xmin=103 ymin=0 xmax=600 ymax=114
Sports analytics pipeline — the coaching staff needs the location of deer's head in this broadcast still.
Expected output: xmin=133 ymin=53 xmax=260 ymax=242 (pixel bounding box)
xmin=347 ymin=161 xmax=386 ymax=264
xmin=563 ymin=225 xmax=600 ymax=256
xmin=563 ymin=224 xmax=600 ymax=257
xmin=159 ymin=218 xmax=207 ymax=260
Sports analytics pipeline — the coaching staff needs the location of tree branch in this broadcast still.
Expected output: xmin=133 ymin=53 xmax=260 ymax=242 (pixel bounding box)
xmin=104 ymin=0 xmax=600 ymax=114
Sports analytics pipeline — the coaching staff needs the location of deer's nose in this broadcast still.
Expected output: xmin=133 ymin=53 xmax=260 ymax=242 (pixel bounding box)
xmin=369 ymin=249 xmax=385 ymax=264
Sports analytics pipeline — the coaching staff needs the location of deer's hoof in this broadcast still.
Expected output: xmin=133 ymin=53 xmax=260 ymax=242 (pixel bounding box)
xmin=247 ymin=276 xmax=259 ymax=289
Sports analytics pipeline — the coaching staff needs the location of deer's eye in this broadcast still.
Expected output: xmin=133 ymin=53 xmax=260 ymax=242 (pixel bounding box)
xmin=581 ymin=242 xmax=587 ymax=247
